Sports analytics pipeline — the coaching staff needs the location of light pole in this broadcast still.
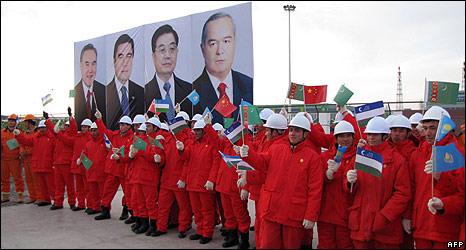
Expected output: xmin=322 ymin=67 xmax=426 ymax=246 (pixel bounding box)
xmin=284 ymin=4 xmax=296 ymax=113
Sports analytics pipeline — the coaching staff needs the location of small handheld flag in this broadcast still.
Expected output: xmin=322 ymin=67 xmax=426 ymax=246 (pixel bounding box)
xmin=304 ymin=85 xmax=327 ymax=104
xmin=133 ymin=136 xmax=147 ymax=151
xmin=41 ymin=93 xmax=53 ymax=106
xmin=213 ymin=95 xmax=237 ymax=117
xmin=155 ymin=99 xmax=170 ymax=113
xmin=354 ymin=101 xmax=385 ymax=121
xmin=6 ymin=138 xmax=19 ymax=150
xmin=79 ymin=152 xmax=93 ymax=170
xmin=287 ymin=82 xmax=305 ymax=101
xmin=240 ymin=101 xmax=263 ymax=127
xmin=224 ymin=121 xmax=247 ymax=144
xmin=433 ymin=143 xmax=464 ymax=173
xmin=219 ymin=151 xmax=242 ymax=168
xmin=333 ymin=85 xmax=353 ymax=106
xmin=187 ymin=90 xmax=200 ymax=106
xmin=436 ymin=114 xmax=456 ymax=142
xmin=237 ymin=161 xmax=255 ymax=171
xmin=168 ymin=116 xmax=189 ymax=135
xmin=203 ymin=107 xmax=211 ymax=117
xmin=103 ymin=134 xmax=112 ymax=149
xmin=355 ymin=148 xmax=383 ymax=177
xmin=334 ymin=145 xmax=348 ymax=163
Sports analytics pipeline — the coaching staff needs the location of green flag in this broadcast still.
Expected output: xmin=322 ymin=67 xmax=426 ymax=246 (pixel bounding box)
xmin=241 ymin=101 xmax=263 ymax=127
xmin=426 ymin=81 xmax=459 ymax=104
xmin=149 ymin=138 xmax=164 ymax=150
xmin=69 ymin=89 xmax=76 ymax=98
xmin=224 ymin=118 xmax=234 ymax=129
xmin=80 ymin=153 xmax=93 ymax=170
xmin=6 ymin=138 xmax=19 ymax=150
xmin=118 ymin=146 xmax=125 ymax=157
xmin=133 ymin=136 xmax=147 ymax=151
xmin=287 ymin=82 xmax=304 ymax=101
xmin=333 ymin=85 xmax=353 ymax=106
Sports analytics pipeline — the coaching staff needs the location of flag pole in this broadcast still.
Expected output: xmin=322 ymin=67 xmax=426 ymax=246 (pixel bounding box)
xmin=430 ymin=111 xmax=442 ymax=198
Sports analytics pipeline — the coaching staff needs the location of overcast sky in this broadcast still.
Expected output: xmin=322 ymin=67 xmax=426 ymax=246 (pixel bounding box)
xmin=1 ymin=1 xmax=464 ymax=116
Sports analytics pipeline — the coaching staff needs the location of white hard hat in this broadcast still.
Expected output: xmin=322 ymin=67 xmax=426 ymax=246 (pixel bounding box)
xmin=133 ymin=114 xmax=146 ymax=124
xmin=38 ymin=120 xmax=46 ymax=128
xmin=365 ymin=116 xmax=390 ymax=134
xmin=119 ymin=116 xmax=132 ymax=125
xmin=81 ymin=119 xmax=92 ymax=127
xmin=161 ymin=123 xmax=169 ymax=131
xmin=334 ymin=120 xmax=355 ymax=136
xmin=421 ymin=106 xmax=450 ymax=122
xmin=90 ymin=122 xmax=98 ymax=129
xmin=176 ymin=111 xmax=190 ymax=121
xmin=138 ymin=123 xmax=147 ymax=132
xmin=212 ymin=123 xmax=224 ymax=131
xmin=295 ymin=112 xmax=313 ymax=124
xmin=193 ymin=120 xmax=206 ymax=129
xmin=65 ymin=121 xmax=70 ymax=126
xmin=289 ymin=115 xmax=311 ymax=131
xmin=409 ymin=112 xmax=423 ymax=125
xmin=146 ymin=117 xmax=161 ymax=128
xmin=385 ymin=115 xmax=397 ymax=127
xmin=264 ymin=114 xmax=288 ymax=130
xmin=390 ymin=115 xmax=411 ymax=130
xmin=259 ymin=108 xmax=274 ymax=121
xmin=192 ymin=114 xmax=203 ymax=122
xmin=334 ymin=110 xmax=354 ymax=123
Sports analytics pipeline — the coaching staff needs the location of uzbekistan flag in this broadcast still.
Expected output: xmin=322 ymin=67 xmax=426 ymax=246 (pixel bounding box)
xmin=155 ymin=99 xmax=170 ymax=113
xmin=355 ymin=147 xmax=383 ymax=177
xmin=224 ymin=121 xmax=246 ymax=144
xmin=354 ymin=101 xmax=385 ymax=121
xmin=219 ymin=151 xmax=242 ymax=168
xmin=168 ymin=116 xmax=189 ymax=135
xmin=236 ymin=161 xmax=255 ymax=171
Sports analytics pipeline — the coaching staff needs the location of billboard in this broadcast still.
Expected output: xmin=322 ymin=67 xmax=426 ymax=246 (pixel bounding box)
xmin=74 ymin=3 xmax=253 ymax=129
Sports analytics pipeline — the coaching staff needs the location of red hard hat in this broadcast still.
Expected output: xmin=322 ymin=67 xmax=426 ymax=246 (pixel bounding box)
xmin=8 ymin=114 xmax=18 ymax=120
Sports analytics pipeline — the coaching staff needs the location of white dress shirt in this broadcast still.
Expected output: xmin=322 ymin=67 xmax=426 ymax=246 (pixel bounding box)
xmin=207 ymin=70 xmax=233 ymax=101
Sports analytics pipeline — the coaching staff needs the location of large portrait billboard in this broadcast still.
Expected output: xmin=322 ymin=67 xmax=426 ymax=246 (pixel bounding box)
xmin=74 ymin=3 xmax=253 ymax=129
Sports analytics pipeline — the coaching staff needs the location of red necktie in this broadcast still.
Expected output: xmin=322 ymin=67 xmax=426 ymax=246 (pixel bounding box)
xmin=86 ymin=90 xmax=92 ymax=118
xmin=217 ymin=82 xmax=227 ymax=99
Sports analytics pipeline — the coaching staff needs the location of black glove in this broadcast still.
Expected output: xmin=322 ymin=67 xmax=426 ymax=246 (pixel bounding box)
xmin=43 ymin=111 xmax=49 ymax=120
xmin=67 ymin=107 xmax=72 ymax=117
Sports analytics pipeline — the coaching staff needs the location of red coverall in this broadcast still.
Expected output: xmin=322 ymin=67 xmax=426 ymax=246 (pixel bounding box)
xmin=20 ymin=130 xmax=39 ymax=202
xmin=1 ymin=127 xmax=24 ymax=199
xmin=83 ymin=133 xmax=107 ymax=211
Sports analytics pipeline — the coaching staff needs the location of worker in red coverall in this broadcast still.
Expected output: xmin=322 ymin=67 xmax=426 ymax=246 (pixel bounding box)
xmin=408 ymin=112 xmax=424 ymax=146
xmin=177 ymin=119 xmax=220 ymax=244
xmin=345 ymin=116 xmax=411 ymax=249
xmin=318 ymin=120 xmax=358 ymax=249
xmin=14 ymin=114 xmax=55 ymax=206
xmin=237 ymin=115 xmax=323 ymax=249
xmin=19 ymin=114 xmax=40 ymax=204
xmin=78 ymin=122 xmax=107 ymax=215
xmin=128 ymin=123 xmax=164 ymax=235
xmin=59 ymin=117 xmax=93 ymax=211
xmin=409 ymin=106 xmax=465 ymax=248
xmin=385 ymin=115 xmax=418 ymax=249
xmin=152 ymin=116 xmax=194 ymax=238
xmin=45 ymin=109 xmax=77 ymax=210
xmin=94 ymin=110 xmax=134 ymax=220
xmin=241 ymin=113 xmax=287 ymax=249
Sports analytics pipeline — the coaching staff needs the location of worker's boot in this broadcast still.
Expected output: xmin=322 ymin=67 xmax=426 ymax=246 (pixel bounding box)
xmin=94 ymin=206 xmax=111 ymax=220
xmin=146 ymin=219 xmax=157 ymax=236
xmin=124 ymin=210 xmax=136 ymax=224
xmin=1 ymin=192 xmax=10 ymax=203
xmin=131 ymin=217 xmax=141 ymax=231
xmin=17 ymin=192 xmax=24 ymax=203
xmin=134 ymin=217 xmax=149 ymax=234
xmin=222 ymin=230 xmax=239 ymax=248
xmin=238 ymin=232 xmax=250 ymax=249
xmin=119 ymin=205 xmax=129 ymax=220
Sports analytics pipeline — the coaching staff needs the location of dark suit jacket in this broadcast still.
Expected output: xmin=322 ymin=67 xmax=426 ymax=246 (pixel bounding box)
xmin=106 ymin=78 xmax=144 ymax=130
xmin=74 ymin=80 xmax=106 ymax=130
xmin=144 ymin=74 xmax=193 ymax=123
xmin=193 ymin=68 xmax=253 ymax=125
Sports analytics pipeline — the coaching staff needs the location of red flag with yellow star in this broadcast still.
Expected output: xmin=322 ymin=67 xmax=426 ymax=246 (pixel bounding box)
xmin=304 ymin=85 xmax=327 ymax=104
xmin=213 ymin=94 xmax=237 ymax=117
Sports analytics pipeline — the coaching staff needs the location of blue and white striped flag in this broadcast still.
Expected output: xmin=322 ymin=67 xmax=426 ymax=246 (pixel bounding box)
xmin=354 ymin=101 xmax=385 ymax=121
xmin=103 ymin=133 xmax=112 ymax=149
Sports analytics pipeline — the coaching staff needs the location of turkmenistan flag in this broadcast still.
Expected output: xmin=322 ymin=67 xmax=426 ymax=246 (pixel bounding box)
xmin=224 ymin=118 xmax=235 ymax=129
xmin=355 ymin=147 xmax=383 ymax=178
xmin=426 ymin=81 xmax=459 ymax=104
xmin=287 ymin=82 xmax=305 ymax=101
xmin=133 ymin=136 xmax=147 ymax=151
xmin=149 ymin=138 xmax=164 ymax=150
xmin=240 ymin=100 xmax=263 ymax=127
xmin=118 ymin=146 xmax=125 ymax=157
xmin=333 ymin=85 xmax=353 ymax=106
xmin=79 ymin=152 xmax=93 ymax=170
xmin=6 ymin=138 xmax=19 ymax=150
xmin=219 ymin=151 xmax=242 ymax=168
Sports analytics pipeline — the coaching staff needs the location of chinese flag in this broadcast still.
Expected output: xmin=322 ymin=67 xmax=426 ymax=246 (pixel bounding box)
xmin=213 ymin=95 xmax=237 ymax=117
xmin=304 ymin=85 xmax=327 ymax=104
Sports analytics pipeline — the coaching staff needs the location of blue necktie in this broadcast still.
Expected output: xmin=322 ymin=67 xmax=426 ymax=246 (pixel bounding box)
xmin=120 ymin=85 xmax=129 ymax=116
xmin=163 ymin=82 xmax=175 ymax=121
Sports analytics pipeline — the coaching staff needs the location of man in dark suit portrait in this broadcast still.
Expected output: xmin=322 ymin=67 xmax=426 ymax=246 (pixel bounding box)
xmin=106 ymin=34 xmax=144 ymax=130
xmin=193 ymin=12 xmax=253 ymax=125
xmin=145 ymin=24 xmax=192 ymax=123
xmin=74 ymin=43 xmax=106 ymax=129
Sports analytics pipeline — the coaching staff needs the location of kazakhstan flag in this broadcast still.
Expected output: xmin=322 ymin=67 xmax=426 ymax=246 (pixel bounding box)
xmin=436 ymin=114 xmax=456 ymax=142
xmin=433 ymin=143 xmax=464 ymax=173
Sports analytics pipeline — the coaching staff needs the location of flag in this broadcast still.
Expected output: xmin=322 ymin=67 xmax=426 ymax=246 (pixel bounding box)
xmin=147 ymin=99 xmax=156 ymax=114
xmin=287 ymin=82 xmax=305 ymax=101
xmin=426 ymin=81 xmax=459 ymax=104
xmin=240 ymin=100 xmax=263 ymax=127
xmin=237 ymin=161 xmax=255 ymax=171
xmin=118 ymin=146 xmax=125 ymax=157
xmin=436 ymin=114 xmax=456 ymax=142
xmin=168 ymin=116 xmax=189 ymax=135
xmin=433 ymin=143 xmax=464 ymax=173
xmin=6 ymin=138 xmax=19 ymax=150
xmin=224 ymin=121 xmax=247 ymax=144
xmin=304 ymin=85 xmax=327 ymax=104
xmin=333 ymin=85 xmax=353 ymax=106
xmin=354 ymin=101 xmax=385 ymax=121
xmin=187 ymin=90 xmax=200 ymax=106
xmin=213 ymin=94 xmax=237 ymax=117
xmin=41 ymin=93 xmax=53 ymax=106
xmin=224 ymin=118 xmax=234 ymax=129
xmin=219 ymin=151 xmax=242 ymax=168
xmin=203 ymin=107 xmax=211 ymax=116
xmin=355 ymin=148 xmax=383 ymax=178
xmin=69 ymin=89 xmax=76 ymax=98
xmin=133 ymin=136 xmax=147 ymax=151
xmin=152 ymin=138 xmax=164 ymax=150
xmin=155 ymin=99 xmax=170 ymax=113
xmin=334 ymin=145 xmax=348 ymax=163
xmin=80 ymin=152 xmax=93 ymax=170
xmin=103 ymin=133 xmax=112 ymax=149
